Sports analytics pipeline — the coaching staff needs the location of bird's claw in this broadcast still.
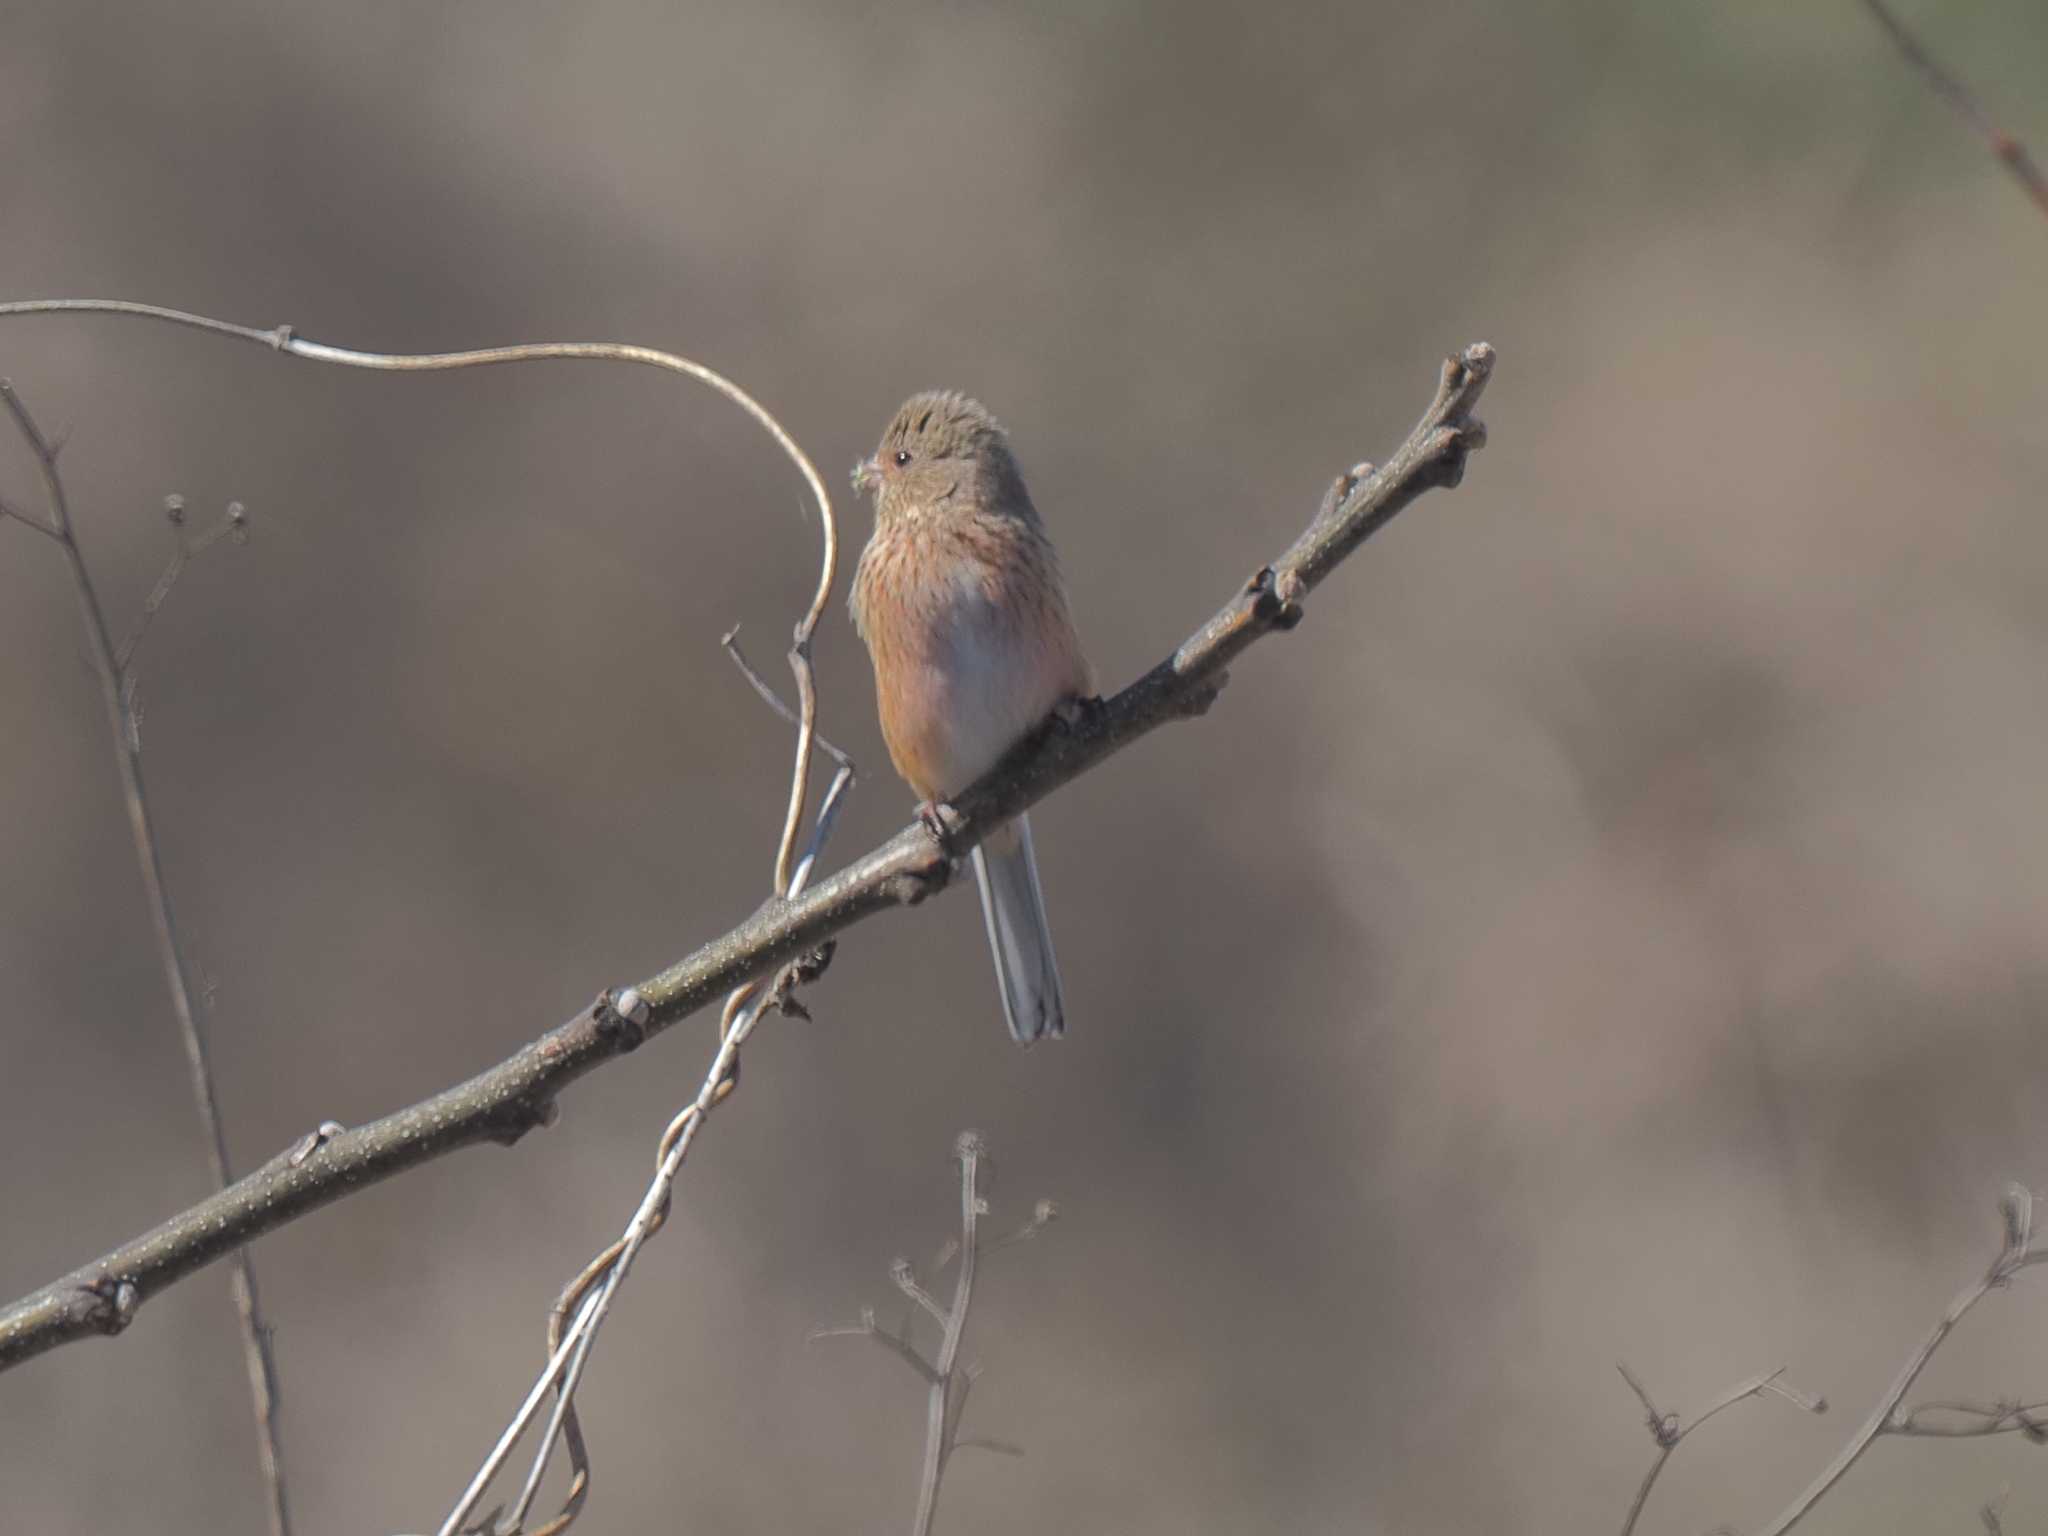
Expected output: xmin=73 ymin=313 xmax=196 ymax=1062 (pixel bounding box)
xmin=917 ymin=799 xmax=956 ymax=841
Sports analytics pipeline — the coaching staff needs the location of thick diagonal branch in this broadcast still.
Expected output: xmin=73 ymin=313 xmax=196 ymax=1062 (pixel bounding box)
xmin=0 ymin=340 xmax=1493 ymax=1374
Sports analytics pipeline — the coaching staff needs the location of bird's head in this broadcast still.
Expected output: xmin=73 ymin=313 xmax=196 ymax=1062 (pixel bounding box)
xmin=852 ymin=390 xmax=1033 ymax=527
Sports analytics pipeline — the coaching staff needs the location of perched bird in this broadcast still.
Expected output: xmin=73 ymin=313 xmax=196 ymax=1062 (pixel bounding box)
xmin=850 ymin=392 xmax=1093 ymax=1044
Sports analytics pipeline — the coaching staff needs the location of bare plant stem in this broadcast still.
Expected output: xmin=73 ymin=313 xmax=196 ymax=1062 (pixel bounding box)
xmin=1613 ymin=1364 xmax=1825 ymax=1536
xmin=1615 ymin=1187 xmax=2048 ymax=1536
xmin=1863 ymin=0 xmax=2048 ymax=220
xmin=814 ymin=1134 xmax=1051 ymax=1535
xmin=0 ymin=384 xmax=290 ymax=1536
xmin=1753 ymin=1186 xmax=2048 ymax=1535
xmin=913 ymin=1135 xmax=984 ymax=1536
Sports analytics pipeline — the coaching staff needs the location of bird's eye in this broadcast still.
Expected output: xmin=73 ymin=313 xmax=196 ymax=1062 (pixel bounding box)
xmin=893 ymin=449 xmax=912 ymax=467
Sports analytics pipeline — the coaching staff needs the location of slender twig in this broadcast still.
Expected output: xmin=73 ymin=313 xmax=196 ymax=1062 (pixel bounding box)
xmin=0 ymin=325 xmax=1493 ymax=1372
xmin=117 ymin=496 xmax=247 ymax=672
xmin=815 ymin=1133 xmax=1052 ymax=1535
xmin=1613 ymin=1190 xmax=2048 ymax=1534
xmin=912 ymin=1134 xmax=984 ymax=1536
xmin=1753 ymin=1185 xmax=2048 ymax=1536
xmin=0 ymin=297 xmax=838 ymax=901
xmin=0 ymin=382 xmax=289 ymax=1536
xmin=0 ymin=489 xmax=62 ymax=539
xmin=1863 ymin=0 xmax=2048 ymax=220
xmin=811 ymin=1313 xmax=940 ymax=1385
xmin=722 ymin=625 xmax=855 ymax=772
xmin=1889 ymin=1400 xmax=2048 ymax=1439
xmin=462 ymin=758 xmax=856 ymax=1536
xmin=981 ymin=1200 xmax=1058 ymax=1255
xmin=1614 ymin=1363 xmax=1824 ymax=1536
xmin=892 ymin=1261 xmax=951 ymax=1328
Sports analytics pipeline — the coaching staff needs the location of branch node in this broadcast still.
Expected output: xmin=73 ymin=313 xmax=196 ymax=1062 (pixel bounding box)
xmin=1177 ymin=675 xmax=1227 ymax=718
xmin=1425 ymin=423 xmax=1479 ymax=490
xmin=286 ymin=1120 xmax=346 ymax=1168
xmin=885 ymin=862 xmax=950 ymax=907
xmin=1317 ymin=462 xmax=1376 ymax=525
xmin=77 ymin=1275 xmax=139 ymax=1337
xmin=480 ymin=1094 xmax=558 ymax=1147
xmin=1271 ymin=567 xmax=1307 ymax=612
xmin=1239 ymin=563 xmax=1307 ymax=631
xmin=763 ymin=941 xmax=835 ymax=1021
xmin=593 ymin=988 xmax=649 ymax=1051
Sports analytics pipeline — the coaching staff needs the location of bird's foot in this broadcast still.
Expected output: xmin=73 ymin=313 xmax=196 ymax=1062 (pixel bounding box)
xmin=916 ymin=798 xmax=964 ymax=848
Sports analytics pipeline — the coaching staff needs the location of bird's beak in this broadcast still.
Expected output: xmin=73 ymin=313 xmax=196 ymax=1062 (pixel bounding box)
xmin=851 ymin=456 xmax=881 ymax=496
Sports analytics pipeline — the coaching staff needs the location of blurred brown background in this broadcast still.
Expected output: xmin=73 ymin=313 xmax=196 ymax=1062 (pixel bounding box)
xmin=5 ymin=2 xmax=2048 ymax=1531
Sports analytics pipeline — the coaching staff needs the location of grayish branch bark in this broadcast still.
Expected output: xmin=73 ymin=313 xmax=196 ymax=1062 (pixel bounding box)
xmin=0 ymin=324 xmax=1493 ymax=1375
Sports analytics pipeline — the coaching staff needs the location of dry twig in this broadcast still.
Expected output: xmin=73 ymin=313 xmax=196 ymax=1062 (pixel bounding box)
xmin=812 ymin=1132 xmax=1055 ymax=1535
xmin=1613 ymin=1363 xmax=1825 ymax=1536
xmin=1863 ymin=0 xmax=2048 ymax=220
xmin=0 ymin=303 xmax=1492 ymax=1379
xmin=0 ymin=384 xmax=287 ymax=1536
xmin=1752 ymin=1184 xmax=2048 ymax=1535
xmin=1618 ymin=1185 xmax=2048 ymax=1535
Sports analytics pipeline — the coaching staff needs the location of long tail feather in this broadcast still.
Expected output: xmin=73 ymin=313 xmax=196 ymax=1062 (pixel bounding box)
xmin=970 ymin=814 xmax=1066 ymax=1044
